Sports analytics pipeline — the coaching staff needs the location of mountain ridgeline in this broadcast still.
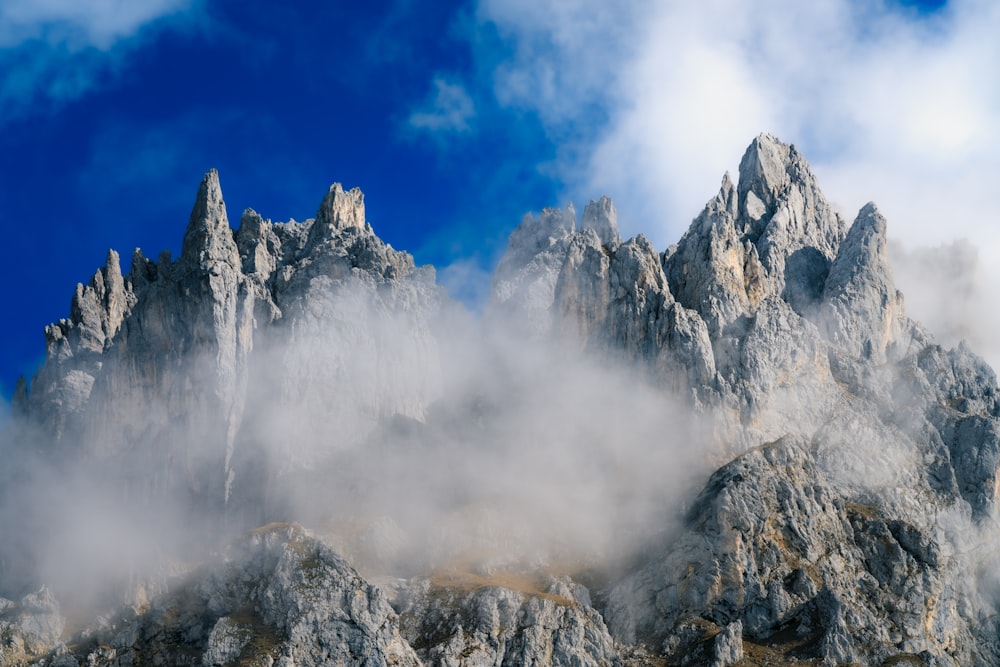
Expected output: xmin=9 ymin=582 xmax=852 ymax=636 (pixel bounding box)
xmin=4 ymin=134 xmax=1000 ymax=666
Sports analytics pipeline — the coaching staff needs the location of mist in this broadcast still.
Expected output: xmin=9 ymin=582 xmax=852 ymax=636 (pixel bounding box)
xmin=232 ymin=290 xmax=714 ymax=575
xmin=888 ymin=238 xmax=1000 ymax=371
xmin=4 ymin=175 xmax=1000 ymax=665
xmin=0 ymin=273 xmax=715 ymax=611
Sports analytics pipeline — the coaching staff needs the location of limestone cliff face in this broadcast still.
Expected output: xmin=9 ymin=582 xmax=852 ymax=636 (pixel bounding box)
xmin=19 ymin=170 xmax=445 ymax=520
xmin=490 ymin=197 xmax=716 ymax=400
xmin=606 ymin=438 xmax=979 ymax=665
xmin=484 ymin=133 xmax=1000 ymax=664
xmin=9 ymin=135 xmax=1000 ymax=666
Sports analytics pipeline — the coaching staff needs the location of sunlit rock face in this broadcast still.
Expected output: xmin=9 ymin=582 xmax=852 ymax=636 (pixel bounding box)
xmin=8 ymin=134 xmax=1000 ymax=666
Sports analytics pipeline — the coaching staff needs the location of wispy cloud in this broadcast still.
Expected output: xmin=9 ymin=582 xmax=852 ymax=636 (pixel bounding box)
xmin=0 ymin=0 xmax=198 ymax=122
xmin=409 ymin=76 xmax=476 ymax=133
xmin=464 ymin=0 xmax=1000 ymax=363
xmin=0 ymin=0 xmax=193 ymax=49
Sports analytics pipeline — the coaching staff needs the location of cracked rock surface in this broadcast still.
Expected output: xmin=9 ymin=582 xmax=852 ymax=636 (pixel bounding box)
xmin=8 ymin=134 xmax=1000 ymax=665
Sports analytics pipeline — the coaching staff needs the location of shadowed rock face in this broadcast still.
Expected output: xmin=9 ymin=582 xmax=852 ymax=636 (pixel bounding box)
xmin=8 ymin=134 xmax=1000 ymax=666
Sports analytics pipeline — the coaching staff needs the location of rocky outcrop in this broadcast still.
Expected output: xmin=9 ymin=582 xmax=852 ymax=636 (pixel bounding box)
xmin=390 ymin=570 xmax=618 ymax=667
xmin=26 ymin=249 xmax=134 ymax=440
xmin=52 ymin=524 xmax=419 ymax=667
xmin=818 ymin=202 xmax=906 ymax=363
xmin=605 ymin=438 xmax=978 ymax=665
xmin=18 ymin=171 xmax=446 ymax=527
xmin=490 ymin=205 xmax=578 ymax=337
xmin=9 ymin=133 xmax=1000 ymax=665
xmin=492 ymin=202 xmax=717 ymax=399
xmin=664 ymin=134 xmax=847 ymax=337
xmin=481 ymin=133 xmax=1000 ymax=663
xmin=0 ymin=588 xmax=64 ymax=665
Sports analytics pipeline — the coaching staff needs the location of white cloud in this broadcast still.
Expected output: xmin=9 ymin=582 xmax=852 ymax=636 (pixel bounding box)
xmin=470 ymin=0 xmax=1000 ymax=364
xmin=0 ymin=0 xmax=196 ymax=122
xmin=409 ymin=77 xmax=476 ymax=133
xmin=0 ymin=0 xmax=192 ymax=49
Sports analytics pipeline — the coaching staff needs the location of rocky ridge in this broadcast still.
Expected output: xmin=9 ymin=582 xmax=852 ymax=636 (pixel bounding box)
xmin=14 ymin=171 xmax=444 ymax=524
xmin=5 ymin=134 xmax=1000 ymax=665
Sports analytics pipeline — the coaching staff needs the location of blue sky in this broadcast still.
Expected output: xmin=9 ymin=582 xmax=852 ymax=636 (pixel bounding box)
xmin=1 ymin=0 xmax=996 ymax=401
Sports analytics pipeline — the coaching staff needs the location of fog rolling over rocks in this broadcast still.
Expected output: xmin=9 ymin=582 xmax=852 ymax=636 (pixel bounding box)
xmin=3 ymin=134 xmax=1000 ymax=665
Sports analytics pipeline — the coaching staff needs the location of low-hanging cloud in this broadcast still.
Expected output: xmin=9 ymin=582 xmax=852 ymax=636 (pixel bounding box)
xmin=0 ymin=256 xmax=712 ymax=609
xmin=888 ymin=239 xmax=1000 ymax=370
xmin=229 ymin=287 xmax=712 ymax=575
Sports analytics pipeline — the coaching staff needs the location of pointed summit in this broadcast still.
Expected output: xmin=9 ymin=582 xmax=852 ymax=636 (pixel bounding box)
xmin=737 ymin=133 xmax=793 ymax=216
xmin=317 ymin=183 xmax=365 ymax=230
xmin=665 ymin=135 xmax=849 ymax=329
xmin=819 ymin=202 xmax=901 ymax=362
xmin=824 ymin=202 xmax=889 ymax=298
xmin=709 ymin=172 xmax=738 ymax=223
xmin=732 ymin=134 xmax=846 ymax=312
xmin=304 ymin=183 xmax=367 ymax=253
xmin=582 ymin=196 xmax=620 ymax=247
xmin=735 ymin=134 xmax=839 ymax=238
xmin=181 ymin=169 xmax=238 ymax=268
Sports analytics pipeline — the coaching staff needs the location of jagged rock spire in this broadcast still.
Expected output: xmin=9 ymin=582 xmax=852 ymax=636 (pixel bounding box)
xmin=181 ymin=169 xmax=239 ymax=269
xmin=318 ymin=183 xmax=365 ymax=229
xmin=67 ymin=249 xmax=130 ymax=354
xmin=663 ymin=172 xmax=755 ymax=338
xmin=302 ymin=183 xmax=368 ymax=255
xmin=819 ymin=202 xmax=902 ymax=362
xmin=666 ymin=134 xmax=848 ymax=338
xmin=582 ymin=196 xmax=620 ymax=247
xmin=735 ymin=134 xmax=846 ymax=262
xmin=737 ymin=133 xmax=793 ymax=218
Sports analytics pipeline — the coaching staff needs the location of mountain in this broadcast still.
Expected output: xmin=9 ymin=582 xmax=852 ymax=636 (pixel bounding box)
xmin=3 ymin=134 xmax=1000 ymax=666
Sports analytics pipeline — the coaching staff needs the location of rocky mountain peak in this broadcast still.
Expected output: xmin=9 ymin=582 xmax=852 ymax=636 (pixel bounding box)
xmin=826 ymin=202 xmax=888 ymax=289
xmin=180 ymin=168 xmax=239 ymax=271
xmin=665 ymin=134 xmax=849 ymax=348
xmin=581 ymin=195 xmax=620 ymax=247
xmin=235 ymin=208 xmax=278 ymax=279
xmin=736 ymin=134 xmax=846 ymax=263
xmin=818 ymin=201 xmax=903 ymax=362
xmin=715 ymin=171 xmax=739 ymax=219
xmin=318 ymin=182 xmax=366 ymax=229
xmin=737 ymin=133 xmax=792 ymax=217
xmin=8 ymin=134 xmax=1000 ymax=667
xmin=489 ymin=204 xmax=579 ymax=335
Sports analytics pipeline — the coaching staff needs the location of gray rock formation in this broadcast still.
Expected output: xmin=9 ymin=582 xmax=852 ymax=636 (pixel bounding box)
xmin=490 ymin=204 xmax=578 ymax=337
xmin=0 ymin=588 xmax=64 ymax=665
xmin=481 ymin=133 xmax=1000 ymax=663
xmin=389 ymin=571 xmax=618 ymax=667
xmin=50 ymin=524 xmax=419 ymax=667
xmin=819 ymin=201 xmax=906 ymax=363
xmin=712 ymin=620 xmax=743 ymax=667
xmin=491 ymin=200 xmax=716 ymax=400
xmin=605 ymin=438 xmax=979 ymax=665
xmin=16 ymin=170 xmax=445 ymax=527
xmin=8 ymin=133 xmax=1000 ymax=666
